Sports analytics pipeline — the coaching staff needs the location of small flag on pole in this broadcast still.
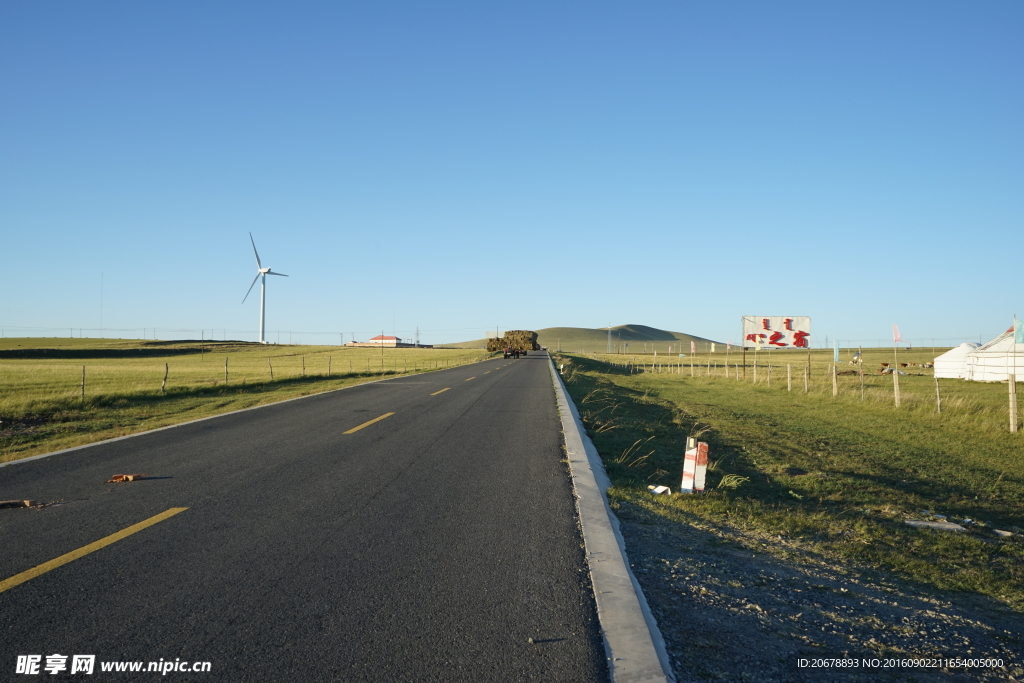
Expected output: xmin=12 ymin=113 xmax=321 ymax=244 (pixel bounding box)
xmin=727 ymin=341 xmax=732 ymax=351
xmin=711 ymin=343 xmax=716 ymax=353
xmin=754 ymin=335 xmax=761 ymax=351
xmin=892 ymin=324 xmax=902 ymax=344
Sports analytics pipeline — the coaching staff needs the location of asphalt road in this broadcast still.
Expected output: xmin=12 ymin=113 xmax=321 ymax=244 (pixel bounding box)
xmin=0 ymin=353 xmax=608 ymax=681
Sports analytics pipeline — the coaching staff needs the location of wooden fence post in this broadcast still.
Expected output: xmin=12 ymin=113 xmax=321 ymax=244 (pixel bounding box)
xmin=302 ymin=356 xmax=305 ymax=377
xmin=1010 ymin=375 xmax=1018 ymax=433
xmin=161 ymin=363 xmax=168 ymax=393
xmin=328 ymin=356 xmax=332 ymax=377
xmin=787 ymin=364 xmax=792 ymax=392
xmin=832 ymin=364 xmax=838 ymax=397
xmin=268 ymin=359 xmax=274 ymax=381
xmin=893 ymin=369 xmax=901 ymax=407
xmin=803 ymin=365 xmax=808 ymax=393
xmin=81 ymin=365 xmax=86 ymax=402
xmin=224 ymin=357 xmax=229 ymax=384
xmin=767 ymin=364 xmax=771 ymax=386
xmin=934 ymin=377 xmax=941 ymax=413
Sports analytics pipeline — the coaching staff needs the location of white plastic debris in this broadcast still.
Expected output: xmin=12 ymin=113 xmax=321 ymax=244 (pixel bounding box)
xmin=647 ymin=485 xmax=671 ymax=495
xmin=905 ymin=520 xmax=966 ymax=532
xmin=0 ymin=500 xmax=38 ymax=509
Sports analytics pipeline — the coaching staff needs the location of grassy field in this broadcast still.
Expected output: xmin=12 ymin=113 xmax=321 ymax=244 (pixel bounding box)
xmin=554 ymin=348 xmax=1024 ymax=611
xmin=0 ymin=338 xmax=492 ymax=463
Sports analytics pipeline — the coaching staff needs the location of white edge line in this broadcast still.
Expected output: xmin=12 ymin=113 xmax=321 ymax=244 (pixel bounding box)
xmin=548 ymin=355 xmax=675 ymax=683
xmin=0 ymin=358 xmax=493 ymax=469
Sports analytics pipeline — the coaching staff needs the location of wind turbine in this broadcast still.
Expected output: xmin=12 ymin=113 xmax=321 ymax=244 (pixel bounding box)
xmin=242 ymin=233 xmax=288 ymax=344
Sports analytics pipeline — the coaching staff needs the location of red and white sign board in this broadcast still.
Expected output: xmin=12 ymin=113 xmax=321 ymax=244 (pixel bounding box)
xmin=681 ymin=441 xmax=708 ymax=494
xmin=741 ymin=316 xmax=811 ymax=349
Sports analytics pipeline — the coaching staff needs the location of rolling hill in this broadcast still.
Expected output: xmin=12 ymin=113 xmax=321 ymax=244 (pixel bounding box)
xmin=447 ymin=324 xmax=722 ymax=354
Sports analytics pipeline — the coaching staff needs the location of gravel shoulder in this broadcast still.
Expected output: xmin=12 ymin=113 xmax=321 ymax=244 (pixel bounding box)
xmin=615 ymin=501 xmax=1023 ymax=682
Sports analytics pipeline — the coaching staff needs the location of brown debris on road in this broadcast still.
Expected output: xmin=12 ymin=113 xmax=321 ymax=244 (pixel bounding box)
xmin=105 ymin=474 xmax=148 ymax=483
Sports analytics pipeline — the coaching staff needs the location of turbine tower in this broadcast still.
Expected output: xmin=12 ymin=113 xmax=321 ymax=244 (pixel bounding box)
xmin=242 ymin=233 xmax=288 ymax=344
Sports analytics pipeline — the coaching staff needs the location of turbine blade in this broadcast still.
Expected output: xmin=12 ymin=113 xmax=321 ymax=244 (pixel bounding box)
xmin=242 ymin=272 xmax=260 ymax=303
xmin=268 ymin=271 xmax=288 ymax=277
xmin=249 ymin=232 xmax=263 ymax=269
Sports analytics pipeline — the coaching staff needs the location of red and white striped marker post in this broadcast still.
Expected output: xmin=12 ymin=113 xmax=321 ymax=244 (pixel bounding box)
xmin=694 ymin=441 xmax=708 ymax=491
xmin=681 ymin=438 xmax=709 ymax=494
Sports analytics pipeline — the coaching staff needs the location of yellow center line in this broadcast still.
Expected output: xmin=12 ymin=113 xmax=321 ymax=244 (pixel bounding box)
xmin=0 ymin=507 xmax=189 ymax=595
xmin=430 ymin=388 xmax=450 ymax=395
xmin=343 ymin=412 xmax=395 ymax=434
xmin=465 ymin=377 xmax=476 ymax=381
xmin=484 ymin=371 xmax=490 ymax=374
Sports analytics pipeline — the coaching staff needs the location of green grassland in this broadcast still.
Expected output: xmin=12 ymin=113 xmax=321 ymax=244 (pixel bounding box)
xmin=0 ymin=338 xmax=492 ymax=463
xmin=555 ymin=347 xmax=1024 ymax=611
xmin=448 ymin=323 xmax=720 ymax=353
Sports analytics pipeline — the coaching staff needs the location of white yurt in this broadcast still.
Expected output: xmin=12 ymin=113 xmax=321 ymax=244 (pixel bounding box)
xmin=963 ymin=327 xmax=1024 ymax=382
xmin=933 ymin=342 xmax=980 ymax=379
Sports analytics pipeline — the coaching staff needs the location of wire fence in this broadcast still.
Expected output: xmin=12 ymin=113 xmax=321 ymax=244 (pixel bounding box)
xmin=0 ymin=346 xmax=492 ymax=416
xmin=566 ymin=347 xmax=1022 ymax=433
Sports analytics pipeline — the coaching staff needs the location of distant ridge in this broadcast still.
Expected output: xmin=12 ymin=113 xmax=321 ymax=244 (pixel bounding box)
xmin=447 ymin=324 xmax=722 ymax=354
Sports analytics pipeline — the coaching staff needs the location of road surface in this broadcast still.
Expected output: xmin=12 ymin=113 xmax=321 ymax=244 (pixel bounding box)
xmin=0 ymin=353 xmax=607 ymax=681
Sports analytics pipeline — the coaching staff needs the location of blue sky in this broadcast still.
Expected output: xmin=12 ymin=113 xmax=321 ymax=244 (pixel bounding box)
xmin=2 ymin=1 xmax=1021 ymax=346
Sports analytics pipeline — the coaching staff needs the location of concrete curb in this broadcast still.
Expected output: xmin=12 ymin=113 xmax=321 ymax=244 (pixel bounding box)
xmin=548 ymin=356 xmax=675 ymax=683
xmin=0 ymin=359 xmax=489 ymax=469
